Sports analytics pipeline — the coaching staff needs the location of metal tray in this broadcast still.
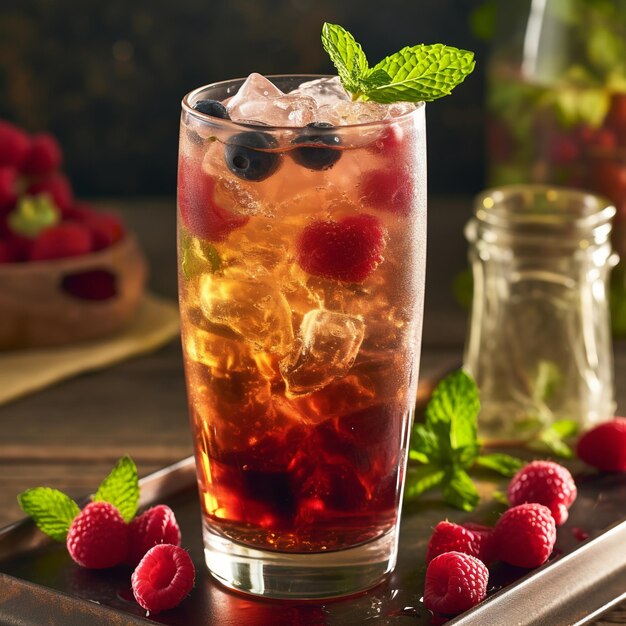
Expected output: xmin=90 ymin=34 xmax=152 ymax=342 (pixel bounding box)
xmin=0 ymin=441 xmax=625 ymax=625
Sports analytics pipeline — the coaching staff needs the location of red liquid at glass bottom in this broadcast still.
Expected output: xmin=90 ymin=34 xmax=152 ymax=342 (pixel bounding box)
xmin=191 ymin=395 xmax=409 ymax=554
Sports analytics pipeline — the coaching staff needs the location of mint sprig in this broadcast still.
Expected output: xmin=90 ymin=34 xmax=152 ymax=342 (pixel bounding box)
xmin=321 ymin=23 xmax=475 ymax=103
xmin=93 ymin=455 xmax=139 ymax=522
xmin=17 ymin=455 xmax=141 ymax=541
xmin=17 ymin=488 xmax=80 ymax=542
xmin=528 ymin=419 xmax=579 ymax=459
xmin=406 ymin=369 xmax=523 ymax=511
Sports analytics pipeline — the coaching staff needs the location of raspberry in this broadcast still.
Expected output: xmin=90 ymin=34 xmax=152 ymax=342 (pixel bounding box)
xmin=66 ymin=501 xmax=129 ymax=569
xmin=0 ymin=240 xmax=16 ymax=263
xmin=507 ymin=460 xmax=577 ymax=525
xmin=178 ymin=157 xmax=248 ymax=241
xmin=463 ymin=522 xmax=497 ymax=560
xmin=0 ymin=121 xmax=30 ymax=169
xmin=369 ymin=124 xmax=404 ymax=153
xmin=131 ymin=544 xmax=195 ymax=614
xmin=26 ymin=173 xmax=74 ymax=214
xmin=21 ymin=133 xmax=62 ymax=176
xmin=0 ymin=167 xmax=19 ymax=213
xmin=577 ymin=418 xmax=626 ymax=472
xmin=296 ymin=214 xmax=387 ymax=283
xmin=30 ymin=222 xmax=92 ymax=261
xmin=361 ymin=168 xmax=413 ymax=215
xmin=64 ymin=202 xmax=96 ymax=222
xmin=1 ymin=230 xmax=31 ymax=262
xmin=84 ymin=212 xmax=125 ymax=250
xmin=423 ymin=551 xmax=488 ymax=616
xmin=128 ymin=505 xmax=181 ymax=567
xmin=426 ymin=521 xmax=495 ymax=564
xmin=493 ymin=503 xmax=556 ymax=568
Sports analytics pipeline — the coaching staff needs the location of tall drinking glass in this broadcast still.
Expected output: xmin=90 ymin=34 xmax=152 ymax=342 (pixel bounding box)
xmin=177 ymin=75 xmax=427 ymax=599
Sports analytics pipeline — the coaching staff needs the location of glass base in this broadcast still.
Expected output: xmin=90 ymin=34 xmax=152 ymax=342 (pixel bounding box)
xmin=203 ymin=521 xmax=398 ymax=599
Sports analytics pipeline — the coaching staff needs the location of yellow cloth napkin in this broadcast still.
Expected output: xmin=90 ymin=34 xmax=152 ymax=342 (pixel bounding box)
xmin=0 ymin=293 xmax=179 ymax=406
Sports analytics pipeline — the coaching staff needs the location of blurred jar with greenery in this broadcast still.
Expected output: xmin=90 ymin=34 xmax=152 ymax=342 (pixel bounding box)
xmin=479 ymin=0 xmax=626 ymax=335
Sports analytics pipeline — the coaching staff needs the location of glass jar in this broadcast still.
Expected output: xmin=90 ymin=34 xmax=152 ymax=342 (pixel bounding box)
xmin=486 ymin=0 xmax=626 ymax=336
xmin=464 ymin=185 xmax=617 ymax=442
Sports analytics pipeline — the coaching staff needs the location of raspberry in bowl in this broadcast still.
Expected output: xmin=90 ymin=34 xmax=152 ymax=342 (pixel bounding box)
xmin=0 ymin=120 xmax=147 ymax=350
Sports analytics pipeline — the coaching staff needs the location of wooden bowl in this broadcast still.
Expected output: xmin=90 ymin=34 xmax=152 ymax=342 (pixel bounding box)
xmin=0 ymin=234 xmax=147 ymax=350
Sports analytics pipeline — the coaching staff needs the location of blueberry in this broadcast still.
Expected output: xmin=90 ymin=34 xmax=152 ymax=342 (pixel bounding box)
xmin=224 ymin=131 xmax=281 ymax=182
xmin=193 ymin=99 xmax=230 ymax=119
xmin=291 ymin=122 xmax=342 ymax=171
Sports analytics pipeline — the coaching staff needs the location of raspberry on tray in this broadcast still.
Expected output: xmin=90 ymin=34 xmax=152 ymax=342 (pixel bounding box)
xmin=66 ymin=502 xmax=129 ymax=569
xmin=131 ymin=544 xmax=195 ymax=614
xmin=493 ymin=503 xmax=557 ymax=568
xmin=507 ymin=461 xmax=577 ymax=526
xmin=426 ymin=520 xmax=495 ymax=564
xmin=577 ymin=418 xmax=626 ymax=472
xmin=423 ymin=551 xmax=489 ymax=616
xmin=128 ymin=505 xmax=182 ymax=567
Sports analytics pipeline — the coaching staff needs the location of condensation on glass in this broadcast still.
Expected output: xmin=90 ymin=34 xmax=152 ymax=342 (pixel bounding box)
xmin=464 ymin=185 xmax=617 ymax=442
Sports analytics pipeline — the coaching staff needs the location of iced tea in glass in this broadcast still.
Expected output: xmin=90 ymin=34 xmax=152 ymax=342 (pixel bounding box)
xmin=178 ymin=74 xmax=427 ymax=598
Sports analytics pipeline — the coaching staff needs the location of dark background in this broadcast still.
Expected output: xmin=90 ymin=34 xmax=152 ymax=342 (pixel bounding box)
xmin=0 ymin=0 xmax=488 ymax=197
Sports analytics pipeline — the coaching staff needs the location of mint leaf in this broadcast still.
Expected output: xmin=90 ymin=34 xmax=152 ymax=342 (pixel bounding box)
xmin=426 ymin=369 xmax=479 ymax=452
xmin=18 ymin=488 xmax=80 ymax=542
xmin=410 ymin=423 xmax=442 ymax=463
xmin=454 ymin=443 xmax=481 ymax=469
xmin=321 ymin=23 xmax=369 ymax=96
xmin=8 ymin=195 xmax=60 ymax=238
xmin=365 ymin=44 xmax=475 ymax=103
xmin=181 ymin=232 xmax=221 ymax=279
xmin=442 ymin=468 xmax=479 ymax=512
xmin=548 ymin=420 xmax=579 ymax=439
xmin=93 ymin=456 xmax=139 ymax=522
xmin=475 ymin=453 xmax=524 ymax=477
xmin=492 ymin=490 xmax=510 ymax=506
xmin=530 ymin=428 xmax=574 ymax=459
xmin=362 ymin=68 xmax=392 ymax=89
xmin=527 ymin=420 xmax=579 ymax=458
xmin=404 ymin=465 xmax=446 ymax=500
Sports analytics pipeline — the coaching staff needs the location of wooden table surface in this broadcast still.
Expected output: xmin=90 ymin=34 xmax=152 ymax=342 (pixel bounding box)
xmin=0 ymin=196 xmax=624 ymax=624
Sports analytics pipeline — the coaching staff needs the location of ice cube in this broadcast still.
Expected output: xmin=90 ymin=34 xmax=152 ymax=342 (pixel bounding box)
xmin=226 ymin=73 xmax=284 ymax=121
xmin=199 ymin=273 xmax=294 ymax=355
xmin=184 ymin=322 xmax=254 ymax=371
xmin=290 ymin=76 xmax=351 ymax=107
xmin=213 ymin=176 xmax=261 ymax=217
xmin=266 ymin=94 xmax=318 ymax=126
xmin=227 ymin=73 xmax=319 ymax=126
xmin=333 ymin=101 xmax=391 ymax=125
xmin=280 ymin=309 xmax=365 ymax=397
